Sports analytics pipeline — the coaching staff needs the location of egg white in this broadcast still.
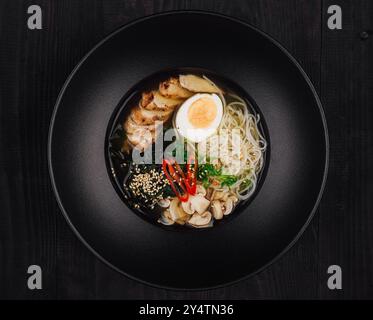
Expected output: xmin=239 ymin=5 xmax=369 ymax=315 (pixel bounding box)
xmin=175 ymin=93 xmax=223 ymax=143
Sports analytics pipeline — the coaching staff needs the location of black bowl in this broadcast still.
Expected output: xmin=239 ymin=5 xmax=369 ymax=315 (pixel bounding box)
xmin=49 ymin=11 xmax=328 ymax=289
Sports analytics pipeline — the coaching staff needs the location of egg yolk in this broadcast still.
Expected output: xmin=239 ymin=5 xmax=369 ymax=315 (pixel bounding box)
xmin=187 ymin=97 xmax=217 ymax=128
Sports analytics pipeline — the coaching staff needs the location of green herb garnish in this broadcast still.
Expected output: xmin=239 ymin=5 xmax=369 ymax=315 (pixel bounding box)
xmin=198 ymin=163 xmax=238 ymax=188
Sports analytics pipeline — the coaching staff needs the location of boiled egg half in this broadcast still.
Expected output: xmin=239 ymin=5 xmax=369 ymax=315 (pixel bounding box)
xmin=175 ymin=93 xmax=223 ymax=143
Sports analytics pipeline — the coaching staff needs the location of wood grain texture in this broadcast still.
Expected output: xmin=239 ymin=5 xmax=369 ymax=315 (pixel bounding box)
xmin=318 ymin=0 xmax=373 ymax=299
xmin=0 ymin=0 xmax=372 ymax=299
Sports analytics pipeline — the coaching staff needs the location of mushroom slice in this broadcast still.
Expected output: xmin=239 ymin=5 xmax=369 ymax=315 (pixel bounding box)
xmin=159 ymin=77 xmax=193 ymax=99
xmin=222 ymin=193 xmax=230 ymax=202
xmin=213 ymin=191 xmax=225 ymax=200
xmin=229 ymin=195 xmax=239 ymax=203
xmin=223 ymin=198 xmax=234 ymax=216
xmin=176 ymin=211 xmax=190 ymax=225
xmin=169 ymin=198 xmax=187 ymax=222
xmin=158 ymin=198 xmax=170 ymax=208
xmin=158 ymin=210 xmax=174 ymax=226
xmin=205 ymin=188 xmax=214 ymax=200
xmin=189 ymin=194 xmax=210 ymax=214
xmin=211 ymin=200 xmax=223 ymax=220
xmin=181 ymin=199 xmax=194 ymax=215
xmin=188 ymin=211 xmax=212 ymax=228
xmin=179 ymin=74 xmax=221 ymax=94
xmin=196 ymin=185 xmax=207 ymax=196
xmin=141 ymin=91 xmax=183 ymax=111
xmin=175 ymin=218 xmax=186 ymax=225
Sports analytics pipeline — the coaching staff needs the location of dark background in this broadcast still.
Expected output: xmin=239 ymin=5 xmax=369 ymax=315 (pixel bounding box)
xmin=0 ymin=0 xmax=372 ymax=299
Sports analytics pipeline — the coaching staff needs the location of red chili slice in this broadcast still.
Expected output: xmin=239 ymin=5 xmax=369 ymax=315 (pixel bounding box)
xmin=185 ymin=154 xmax=197 ymax=195
xmin=162 ymin=159 xmax=189 ymax=202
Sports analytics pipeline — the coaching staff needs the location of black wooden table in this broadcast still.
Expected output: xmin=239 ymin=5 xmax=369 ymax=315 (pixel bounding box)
xmin=0 ymin=0 xmax=372 ymax=299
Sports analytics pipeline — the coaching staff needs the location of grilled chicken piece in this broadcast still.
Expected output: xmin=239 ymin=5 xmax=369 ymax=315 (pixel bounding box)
xmin=123 ymin=76 xmax=196 ymax=151
xmin=179 ymin=74 xmax=221 ymax=93
xmin=140 ymin=91 xmax=183 ymax=111
xmin=124 ymin=118 xmax=161 ymax=151
xmin=159 ymin=77 xmax=193 ymax=99
xmin=127 ymin=127 xmax=157 ymax=150
xmin=124 ymin=116 xmax=159 ymax=134
xmin=131 ymin=105 xmax=173 ymax=125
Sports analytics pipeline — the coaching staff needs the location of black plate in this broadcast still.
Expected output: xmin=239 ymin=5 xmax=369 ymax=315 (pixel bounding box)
xmin=49 ymin=11 xmax=328 ymax=289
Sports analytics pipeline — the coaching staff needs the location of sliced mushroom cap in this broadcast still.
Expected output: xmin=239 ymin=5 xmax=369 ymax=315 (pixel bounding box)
xmin=223 ymin=198 xmax=234 ymax=216
xmin=158 ymin=210 xmax=174 ymax=225
xmin=229 ymin=195 xmax=239 ymax=203
xmin=196 ymin=185 xmax=207 ymax=196
xmin=189 ymin=194 xmax=210 ymax=214
xmin=213 ymin=191 xmax=225 ymax=200
xmin=222 ymin=193 xmax=230 ymax=202
xmin=181 ymin=199 xmax=195 ymax=215
xmin=169 ymin=198 xmax=187 ymax=221
xmin=158 ymin=198 xmax=170 ymax=208
xmin=175 ymin=218 xmax=186 ymax=225
xmin=205 ymin=188 xmax=214 ymax=200
xmin=188 ymin=211 xmax=212 ymax=227
xmin=211 ymin=200 xmax=223 ymax=220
